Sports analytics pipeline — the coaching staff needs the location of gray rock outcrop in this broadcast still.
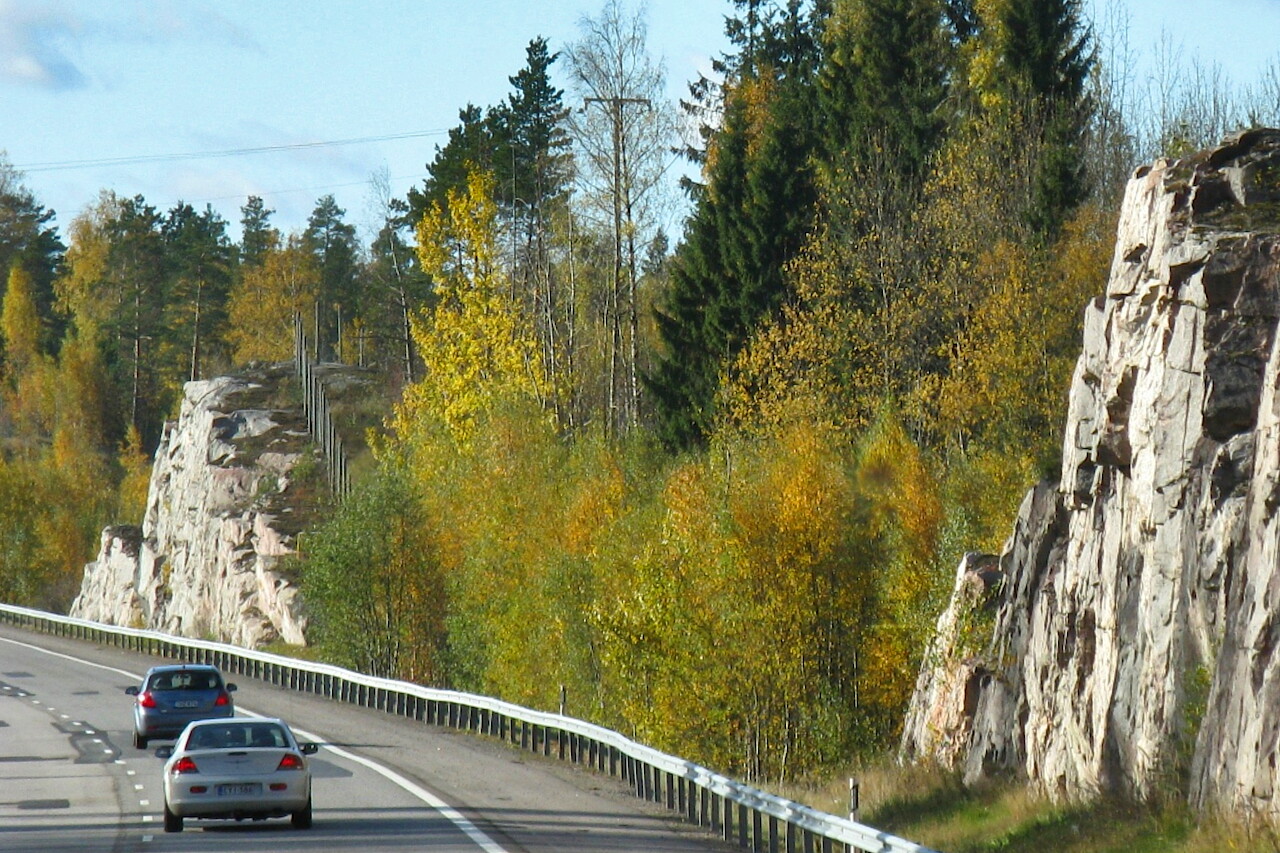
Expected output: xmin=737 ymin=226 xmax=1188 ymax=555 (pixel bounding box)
xmin=901 ymin=129 xmax=1280 ymax=816
xmin=70 ymin=364 xmax=318 ymax=648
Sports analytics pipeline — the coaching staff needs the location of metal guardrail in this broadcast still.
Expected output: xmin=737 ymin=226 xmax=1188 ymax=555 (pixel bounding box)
xmin=0 ymin=603 xmax=938 ymax=853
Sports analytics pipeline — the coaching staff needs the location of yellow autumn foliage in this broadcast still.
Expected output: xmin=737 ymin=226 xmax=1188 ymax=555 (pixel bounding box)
xmin=226 ymin=234 xmax=318 ymax=365
xmin=393 ymin=169 xmax=550 ymax=447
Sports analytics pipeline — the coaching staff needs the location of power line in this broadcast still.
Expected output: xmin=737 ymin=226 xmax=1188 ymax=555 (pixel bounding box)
xmin=15 ymin=129 xmax=449 ymax=173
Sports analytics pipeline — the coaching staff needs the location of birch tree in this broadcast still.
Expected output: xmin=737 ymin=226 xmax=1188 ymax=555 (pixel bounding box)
xmin=566 ymin=0 xmax=678 ymax=435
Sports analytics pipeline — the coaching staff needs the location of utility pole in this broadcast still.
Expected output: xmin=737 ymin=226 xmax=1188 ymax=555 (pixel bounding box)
xmin=584 ymin=95 xmax=649 ymax=437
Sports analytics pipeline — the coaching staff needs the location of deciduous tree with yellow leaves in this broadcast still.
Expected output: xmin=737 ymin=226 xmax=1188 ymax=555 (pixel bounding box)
xmin=392 ymin=169 xmax=553 ymax=446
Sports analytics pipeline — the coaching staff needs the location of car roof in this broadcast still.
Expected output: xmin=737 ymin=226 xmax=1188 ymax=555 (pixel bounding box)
xmin=146 ymin=663 xmax=222 ymax=673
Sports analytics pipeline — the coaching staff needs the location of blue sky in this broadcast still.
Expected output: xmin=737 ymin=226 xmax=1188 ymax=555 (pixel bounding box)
xmin=2 ymin=0 xmax=1279 ymax=241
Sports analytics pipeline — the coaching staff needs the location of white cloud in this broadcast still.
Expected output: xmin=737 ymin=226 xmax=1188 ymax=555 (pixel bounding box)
xmin=0 ymin=0 xmax=258 ymax=92
xmin=0 ymin=1 xmax=88 ymax=90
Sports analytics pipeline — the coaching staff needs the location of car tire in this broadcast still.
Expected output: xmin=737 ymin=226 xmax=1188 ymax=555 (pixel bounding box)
xmin=163 ymin=803 xmax=183 ymax=833
xmin=291 ymin=797 xmax=312 ymax=829
xmin=133 ymin=731 xmax=147 ymax=749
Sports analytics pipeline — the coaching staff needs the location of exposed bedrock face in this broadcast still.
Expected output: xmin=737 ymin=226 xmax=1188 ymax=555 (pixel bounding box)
xmin=70 ymin=364 xmax=317 ymax=648
xmin=900 ymin=129 xmax=1280 ymax=816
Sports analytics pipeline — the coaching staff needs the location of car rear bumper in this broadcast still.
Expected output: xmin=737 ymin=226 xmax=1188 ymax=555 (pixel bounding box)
xmin=167 ymin=785 xmax=310 ymax=818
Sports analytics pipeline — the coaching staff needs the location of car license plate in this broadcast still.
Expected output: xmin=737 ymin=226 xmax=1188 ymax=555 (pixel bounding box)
xmin=174 ymin=700 xmax=199 ymax=708
xmin=216 ymin=784 xmax=261 ymax=797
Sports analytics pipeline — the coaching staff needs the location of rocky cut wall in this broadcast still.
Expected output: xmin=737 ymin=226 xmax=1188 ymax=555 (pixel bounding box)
xmin=900 ymin=129 xmax=1280 ymax=816
xmin=70 ymin=364 xmax=316 ymax=648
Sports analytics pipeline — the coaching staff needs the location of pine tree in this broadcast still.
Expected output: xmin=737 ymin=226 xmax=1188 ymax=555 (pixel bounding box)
xmin=163 ymin=203 xmax=234 ymax=380
xmin=104 ymin=195 xmax=169 ymax=448
xmin=304 ymin=195 xmax=360 ymax=361
xmin=491 ymin=38 xmax=574 ymax=414
xmin=406 ymin=105 xmax=501 ymax=226
xmin=238 ymin=196 xmax=277 ymax=269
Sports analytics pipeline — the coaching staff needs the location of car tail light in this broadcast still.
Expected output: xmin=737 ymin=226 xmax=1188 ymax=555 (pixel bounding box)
xmin=214 ymin=691 xmax=231 ymax=707
xmin=276 ymin=754 xmax=305 ymax=771
xmin=171 ymin=757 xmax=200 ymax=775
xmin=138 ymin=691 xmax=158 ymax=709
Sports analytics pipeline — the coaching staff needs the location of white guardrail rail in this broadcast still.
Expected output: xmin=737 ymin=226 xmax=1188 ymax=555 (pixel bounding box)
xmin=0 ymin=603 xmax=938 ymax=853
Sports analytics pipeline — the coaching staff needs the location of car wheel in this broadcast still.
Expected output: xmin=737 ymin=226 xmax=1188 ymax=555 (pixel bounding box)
xmin=163 ymin=802 xmax=183 ymax=833
xmin=291 ymin=797 xmax=312 ymax=829
xmin=133 ymin=731 xmax=147 ymax=749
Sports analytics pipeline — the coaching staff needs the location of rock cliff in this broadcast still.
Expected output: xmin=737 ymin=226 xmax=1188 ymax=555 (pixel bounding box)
xmin=901 ymin=129 xmax=1280 ymax=817
xmin=70 ymin=363 xmax=322 ymax=648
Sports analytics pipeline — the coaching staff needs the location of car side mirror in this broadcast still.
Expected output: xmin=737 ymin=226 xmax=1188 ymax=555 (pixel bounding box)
xmin=225 ymin=683 xmax=238 ymax=693
xmin=154 ymin=746 xmax=174 ymax=760
xmin=124 ymin=686 xmax=140 ymax=696
xmin=300 ymin=743 xmax=319 ymax=755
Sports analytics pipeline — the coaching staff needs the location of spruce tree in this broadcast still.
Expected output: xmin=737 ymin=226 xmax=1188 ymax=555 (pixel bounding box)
xmin=988 ymin=0 xmax=1093 ymax=238
xmin=647 ymin=2 xmax=826 ymax=450
xmin=406 ymin=105 xmax=501 ymax=226
xmin=818 ymin=0 xmax=949 ymax=184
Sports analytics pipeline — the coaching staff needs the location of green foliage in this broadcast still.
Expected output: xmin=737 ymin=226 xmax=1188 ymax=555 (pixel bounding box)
xmin=299 ymin=463 xmax=444 ymax=681
xmin=162 ymin=202 xmax=235 ymax=381
xmin=238 ymin=196 xmax=277 ymax=270
xmin=649 ymin=54 xmax=823 ymax=450
xmin=304 ymin=195 xmax=361 ymax=362
xmin=819 ymin=0 xmax=949 ymax=183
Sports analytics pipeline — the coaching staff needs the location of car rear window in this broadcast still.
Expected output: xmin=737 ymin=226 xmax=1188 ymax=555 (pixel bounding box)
xmin=150 ymin=671 xmax=221 ymax=691
xmin=188 ymin=724 xmax=286 ymax=750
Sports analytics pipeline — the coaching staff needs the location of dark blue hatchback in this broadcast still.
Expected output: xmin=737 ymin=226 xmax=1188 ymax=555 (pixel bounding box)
xmin=125 ymin=664 xmax=237 ymax=748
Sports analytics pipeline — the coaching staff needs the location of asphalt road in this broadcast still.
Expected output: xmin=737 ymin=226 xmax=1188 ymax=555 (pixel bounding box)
xmin=0 ymin=622 xmax=733 ymax=852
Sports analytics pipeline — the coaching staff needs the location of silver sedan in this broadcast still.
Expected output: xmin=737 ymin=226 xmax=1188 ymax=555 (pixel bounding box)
xmin=156 ymin=717 xmax=319 ymax=832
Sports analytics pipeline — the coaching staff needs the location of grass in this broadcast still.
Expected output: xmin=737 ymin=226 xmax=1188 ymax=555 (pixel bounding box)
xmin=769 ymin=758 xmax=1280 ymax=853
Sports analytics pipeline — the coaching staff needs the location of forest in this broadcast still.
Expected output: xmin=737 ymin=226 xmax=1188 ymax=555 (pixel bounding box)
xmin=2 ymin=0 xmax=1278 ymax=786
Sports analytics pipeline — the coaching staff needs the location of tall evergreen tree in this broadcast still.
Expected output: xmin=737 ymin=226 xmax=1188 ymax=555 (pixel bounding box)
xmin=406 ymin=105 xmax=502 ymax=227
xmin=818 ymin=0 xmax=949 ymax=184
xmin=491 ymin=39 xmax=574 ymax=407
xmin=238 ymin=196 xmax=277 ymax=269
xmin=162 ymin=203 xmax=235 ymax=381
xmin=82 ymin=194 xmax=170 ymax=448
xmin=647 ymin=2 xmax=826 ymax=450
xmin=980 ymin=0 xmax=1093 ymax=237
xmin=303 ymin=195 xmax=360 ymax=361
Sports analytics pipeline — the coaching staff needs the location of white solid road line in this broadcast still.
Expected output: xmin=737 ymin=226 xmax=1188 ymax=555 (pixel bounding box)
xmin=0 ymin=634 xmax=512 ymax=853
